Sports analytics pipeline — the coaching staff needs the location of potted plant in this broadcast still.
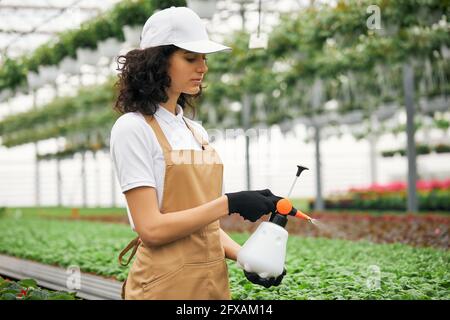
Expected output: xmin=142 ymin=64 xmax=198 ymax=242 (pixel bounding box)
xmin=416 ymin=144 xmax=431 ymax=155
xmin=435 ymin=143 xmax=450 ymax=153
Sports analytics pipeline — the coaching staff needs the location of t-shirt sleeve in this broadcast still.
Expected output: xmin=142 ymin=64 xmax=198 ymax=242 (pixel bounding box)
xmin=110 ymin=116 xmax=157 ymax=193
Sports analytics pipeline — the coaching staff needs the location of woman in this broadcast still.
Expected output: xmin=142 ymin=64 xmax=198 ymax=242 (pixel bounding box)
xmin=110 ymin=6 xmax=286 ymax=300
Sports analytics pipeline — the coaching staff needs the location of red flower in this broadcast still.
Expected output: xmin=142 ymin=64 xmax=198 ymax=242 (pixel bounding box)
xmin=17 ymin=289 xmax=28 ymax=298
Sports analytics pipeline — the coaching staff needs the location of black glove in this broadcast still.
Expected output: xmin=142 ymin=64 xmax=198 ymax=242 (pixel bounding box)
xmin=225 ymin=189 xmax=283 ymax=222
xmin=257 ymin=189 xmax=283 ymax=207
xmin=244 ymin=268 xmax=287 ymax=288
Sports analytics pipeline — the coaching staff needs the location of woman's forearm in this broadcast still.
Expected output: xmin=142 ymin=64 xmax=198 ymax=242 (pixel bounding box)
xmin=219 ymin=228 xmax=241 ymax=261
xmin=147 ymin=195 xmax=230 ymax=246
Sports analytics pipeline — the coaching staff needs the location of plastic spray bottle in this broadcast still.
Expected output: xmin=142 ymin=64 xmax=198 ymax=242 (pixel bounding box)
xmin=236 ymin=165 xmax=312 ymax=279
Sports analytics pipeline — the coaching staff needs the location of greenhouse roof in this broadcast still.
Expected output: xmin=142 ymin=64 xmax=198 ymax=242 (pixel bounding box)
xmin=0 ymin=0 xmax=121 ymax=59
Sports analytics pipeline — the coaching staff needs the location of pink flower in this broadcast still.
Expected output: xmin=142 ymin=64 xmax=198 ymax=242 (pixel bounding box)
xmin=441 ymin=179 xmax=450 ymax=189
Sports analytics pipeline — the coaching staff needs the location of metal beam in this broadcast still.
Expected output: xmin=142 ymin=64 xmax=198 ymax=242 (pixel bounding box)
xmin=0 ymin=29 xmax=57 ymax=35
xmin=0 ymin=254 xmax=122 ymax=300
xmin=1 ymin=0 xmax=86 ymax=54
xmin=0 ymin=5 xmax=101 ymax=12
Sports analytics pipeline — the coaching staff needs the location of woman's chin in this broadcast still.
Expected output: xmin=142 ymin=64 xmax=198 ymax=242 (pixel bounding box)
xmin=184 ymin=87 xmax=201 ymax=95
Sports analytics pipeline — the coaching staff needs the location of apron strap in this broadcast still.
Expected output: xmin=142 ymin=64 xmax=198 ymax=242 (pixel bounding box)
xmin=182 ymin=117 xmax=209 ymax=151
xmin=118 ymin=237 xmax=141 ymax=299
xmin=121 ymin=280 xmax=126 ymax=300
xmin=144 ymin=115 xmax=172 ymax=153
xmin=144 ymin=113 xmax=210 ymax=152
xmin=118 ymin=236 xmax=141 ymax=267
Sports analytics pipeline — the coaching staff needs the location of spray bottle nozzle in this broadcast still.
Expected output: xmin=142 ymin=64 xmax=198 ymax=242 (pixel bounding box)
xmin=274 ymin=198 xmax=313 ymax=222
xmin=270 ymin=164 xmax=312 ymax=227
xmin=287 ymin=165 xmax=309 ymax=199
xmin=295 ymin=165 xmax=309 ymax=177
xmin=291 ymin=208 xmax=313 ymax=222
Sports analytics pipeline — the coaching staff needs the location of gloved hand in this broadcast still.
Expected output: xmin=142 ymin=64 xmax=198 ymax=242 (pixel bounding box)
xmin=244 ymin=268 xmax=287 ymax=288
xmin=225 ymin=189 xmax=283 ymax=222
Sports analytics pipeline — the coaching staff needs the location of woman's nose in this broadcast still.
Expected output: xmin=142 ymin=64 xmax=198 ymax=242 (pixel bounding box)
xmin=197 ymin=61 xmax=208 ymax=73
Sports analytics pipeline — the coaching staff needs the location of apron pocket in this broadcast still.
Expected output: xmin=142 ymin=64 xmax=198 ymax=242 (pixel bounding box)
xmin=142 ymin=258 xmax=228 ymax=300
xmin=142 ymin=264 xmax=184 ymax=291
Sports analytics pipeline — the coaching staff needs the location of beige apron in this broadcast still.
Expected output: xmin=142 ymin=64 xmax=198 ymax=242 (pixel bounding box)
xmin=118 ymin=114 xmax=231 ymax=300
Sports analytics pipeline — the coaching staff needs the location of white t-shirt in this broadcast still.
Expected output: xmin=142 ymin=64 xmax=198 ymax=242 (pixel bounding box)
xmin=110 ymin=104 xmax=224 ymax=230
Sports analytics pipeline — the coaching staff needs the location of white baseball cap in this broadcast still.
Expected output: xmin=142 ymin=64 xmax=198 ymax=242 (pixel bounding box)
xmin=139 ymin=6 xmax=232 ymax=54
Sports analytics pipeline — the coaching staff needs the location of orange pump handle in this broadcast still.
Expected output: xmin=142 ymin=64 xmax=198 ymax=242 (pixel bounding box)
xmin=276 ymin=198 xmax=292 ymax=215
xmin=276 ymin=198 xmax=312 ymax=221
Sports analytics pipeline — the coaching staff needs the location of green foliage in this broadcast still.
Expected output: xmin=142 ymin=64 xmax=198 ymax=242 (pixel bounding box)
xmin=5 ymin=207 xmax=127 ymax=218
xmin=325 ymin=188 xmax=450 ymax=211
xmin=0 ymin=217 xmax=135 ymax=282
xmin=0 ymin=59 xmax=27 ymax=91
xmin=0 ymin=80 xmax=116 ymax=135
xmin=381 ymin=144 xmax=450 ymax=157
xmin=0 ymin=216 xmax=448 ymax=299
xmin=0 ymin=276 xmax=78 ymax=300
xmin=435 ymin=143 xmax=450 ymax=153
xmin=230 ymin=234 xmax=449 ymax=300
xmin=0 ymin=0 xmax=449 ymax=153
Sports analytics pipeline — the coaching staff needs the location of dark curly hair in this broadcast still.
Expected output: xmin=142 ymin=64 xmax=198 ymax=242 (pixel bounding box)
xmin=113 ymin=45 xmax=204 ymax=118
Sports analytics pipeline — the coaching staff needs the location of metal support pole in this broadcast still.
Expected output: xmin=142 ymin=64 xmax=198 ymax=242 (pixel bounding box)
xmin=239 ymin=1 xmax=246 ymax=32
xmin=369 ymin=134 xmax=378 ymax=185
xmin=242 ymin=93 xmax=251 ymax=190
xmin=402 ymin=63 xmax=418 ymax=213
xmin=81 ymin=151 xmax=87 ymax=207
xmin=313 ymin=123 xmax=324 ymax=211
xmin=111 ymin=162 xmax=116 ymax=208
xmin=53 ymin=85 xmax=62 ymax=207
xmin=34 ymin=142 xmax=40 ymax=207
xmin=32 ymin=89 xmax=40 ymax=207
xmin=94 ymin=151 xmax=100 ymax=207
xmin=56 ymin=156 xmax=62 ymax=206
xmin=369 ymin=114 xmax=378 ymax=185
xmin=312 ymin=79 xmax=324 ymax=211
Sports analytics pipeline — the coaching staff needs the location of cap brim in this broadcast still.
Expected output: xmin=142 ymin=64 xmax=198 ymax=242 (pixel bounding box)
xmin=175 ymin=40 xmax=232 ymax=54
